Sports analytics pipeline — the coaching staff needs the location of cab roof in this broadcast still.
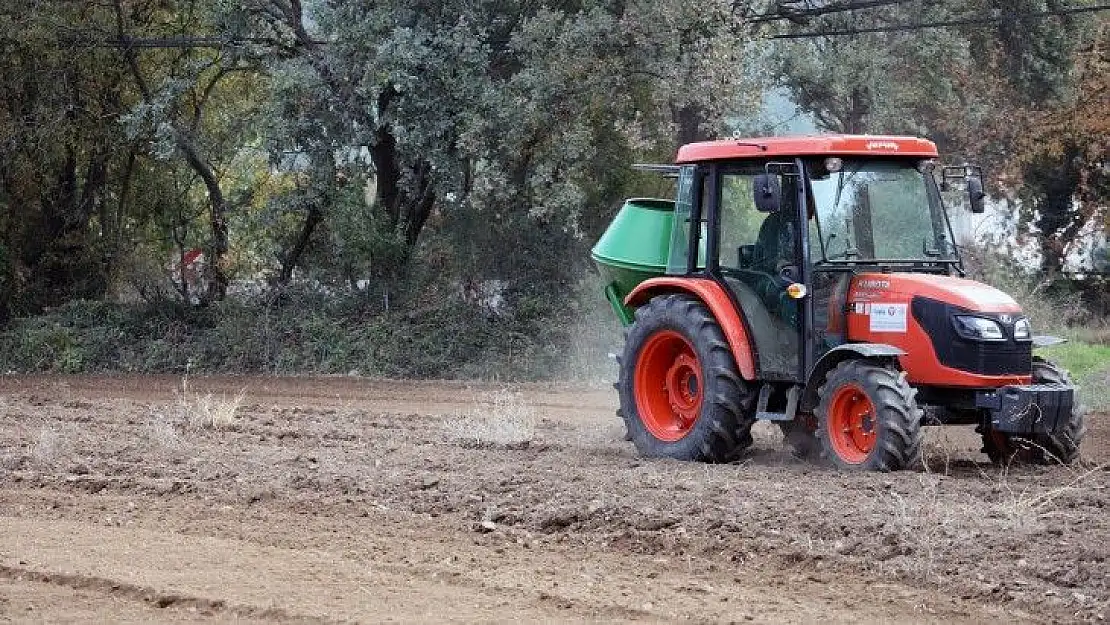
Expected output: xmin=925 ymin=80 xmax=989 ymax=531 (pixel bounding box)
xmin=675 ymin=134 xmax=939 ymax=163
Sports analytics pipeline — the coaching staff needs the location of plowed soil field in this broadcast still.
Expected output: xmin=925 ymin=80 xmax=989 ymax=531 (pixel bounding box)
xmin=0 ymin=374 xmax=1107 ymax=623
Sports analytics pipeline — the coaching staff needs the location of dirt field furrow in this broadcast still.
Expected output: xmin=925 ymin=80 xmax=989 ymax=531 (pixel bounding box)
xmin=1 ymin=375 xmax=1106 ymax=622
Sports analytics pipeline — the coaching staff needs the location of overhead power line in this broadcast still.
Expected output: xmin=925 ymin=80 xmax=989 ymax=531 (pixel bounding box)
xmin=768 ymin=3 xmax=1110 ymax=39
xmin=66 ymin=35 xmax=328 ymax=49
xmin=747 ymin=0 xmax=918 ymax=24
xmin=25 ymin=3 xmax=1110 ymax=50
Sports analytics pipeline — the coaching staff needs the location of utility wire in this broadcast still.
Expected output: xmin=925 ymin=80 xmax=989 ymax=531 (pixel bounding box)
xmin=747 ymin=0 xmax=919 ymax=24
xmin=768 ymin=3 xmax=1110 ymax=39
xmin=63 ymin=35 xmax=327 ymax=49
xmin=26 ymin=3 xmax=1110 ymax=49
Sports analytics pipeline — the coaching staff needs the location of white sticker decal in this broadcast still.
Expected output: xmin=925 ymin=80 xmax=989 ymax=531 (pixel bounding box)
xmin=869 ymin=303 xmax=907 ymax=332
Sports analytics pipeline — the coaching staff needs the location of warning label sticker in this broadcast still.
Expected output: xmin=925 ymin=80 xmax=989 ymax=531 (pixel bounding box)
xmin=869 ymin=303 xmax=908 ymax=332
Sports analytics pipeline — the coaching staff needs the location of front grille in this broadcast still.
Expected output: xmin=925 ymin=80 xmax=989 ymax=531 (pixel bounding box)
xmin=911 ymin=297 xmax=1032 ymax=376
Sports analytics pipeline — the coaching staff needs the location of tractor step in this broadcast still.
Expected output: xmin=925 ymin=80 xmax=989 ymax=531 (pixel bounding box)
xmin=754 ymin=384 xmax=801 ymax=422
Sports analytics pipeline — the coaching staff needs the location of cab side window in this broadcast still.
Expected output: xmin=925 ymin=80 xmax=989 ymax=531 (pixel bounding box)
xmin=718 ymin=172 xmax=795 ymax=274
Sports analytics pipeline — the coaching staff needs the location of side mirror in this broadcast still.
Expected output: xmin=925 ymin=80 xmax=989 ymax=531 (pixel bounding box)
xmin=967 ymin=176 xmax=986 ymax=214
xmin=753 ymin=173 xmax=781 ymax=213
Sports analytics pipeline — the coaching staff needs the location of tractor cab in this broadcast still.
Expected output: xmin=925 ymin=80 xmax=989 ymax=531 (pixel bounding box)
xmin=593 ymin=135 xmax=1084 ymax=471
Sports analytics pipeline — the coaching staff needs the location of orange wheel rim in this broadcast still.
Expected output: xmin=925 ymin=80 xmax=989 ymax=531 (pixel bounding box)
xmin=634 ymin=330 xmax=702 ymax=442
xmin=827 ymin=384 xmax=877 ymax=464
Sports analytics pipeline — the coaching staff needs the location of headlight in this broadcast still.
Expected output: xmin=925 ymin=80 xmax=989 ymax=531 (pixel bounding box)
xmin=1013 ymin=317 xmax=1032 ymax=340
xmin=954 ymin=315 xmax=1005 ymax=341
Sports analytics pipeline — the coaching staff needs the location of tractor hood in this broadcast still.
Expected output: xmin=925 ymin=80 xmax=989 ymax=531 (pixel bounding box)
xmin=851 ymin=273 xmax=1022 ymax=313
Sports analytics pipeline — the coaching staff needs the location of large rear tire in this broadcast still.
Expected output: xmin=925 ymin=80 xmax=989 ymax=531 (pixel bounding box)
xmin=617 ymin=294 xmax=756 ymax=462
xmin=981 ymin=357 xmax=1086 ymax=465
xmin=816 ymin=360 xmax=923 ymax=471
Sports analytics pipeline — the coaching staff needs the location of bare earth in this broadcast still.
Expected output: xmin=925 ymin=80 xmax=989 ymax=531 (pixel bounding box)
xmin=0 ymin=375 xmax=1107 ymax=623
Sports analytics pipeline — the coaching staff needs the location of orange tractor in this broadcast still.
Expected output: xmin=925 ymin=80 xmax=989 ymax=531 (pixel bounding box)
xmin=592 ymin=135 xmax=1085 ymax=470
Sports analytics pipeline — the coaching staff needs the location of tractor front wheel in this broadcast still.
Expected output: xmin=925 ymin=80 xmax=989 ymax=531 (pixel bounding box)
xmin=617 ymin=294 xmax=755 ymax=462
xmin=981 ymin=357 xmax=1086 ymax=465
xmin=816 ymin=360 xmax=923 ymax=471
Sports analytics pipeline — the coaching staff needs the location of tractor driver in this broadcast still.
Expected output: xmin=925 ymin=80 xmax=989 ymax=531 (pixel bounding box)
xmin=749 ymin=177 xmax=801 ymax=326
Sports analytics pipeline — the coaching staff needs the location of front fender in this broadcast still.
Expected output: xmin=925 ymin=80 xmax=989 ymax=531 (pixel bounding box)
xmin=625 ymin=277 xmax=756 ymax=380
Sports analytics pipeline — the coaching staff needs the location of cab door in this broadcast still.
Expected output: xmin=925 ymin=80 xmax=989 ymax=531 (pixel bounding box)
xmin=708 ymin=165 xmax=805 ymax=381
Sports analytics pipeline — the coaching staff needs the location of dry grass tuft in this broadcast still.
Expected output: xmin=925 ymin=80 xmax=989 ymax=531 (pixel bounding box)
xmin=444 ymin=390 xmax=536 ymax=448
xmin=919 ymin=427 xmax=959 ymax=475
xmin=992 ymin=462 xmax=1108 ymax=530
xmin=177 ymin=376 xmax=246 ymax=430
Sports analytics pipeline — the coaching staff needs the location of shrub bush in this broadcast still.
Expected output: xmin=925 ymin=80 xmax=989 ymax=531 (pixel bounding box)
xmin=0 ymin=283 xmax=617 ymax=381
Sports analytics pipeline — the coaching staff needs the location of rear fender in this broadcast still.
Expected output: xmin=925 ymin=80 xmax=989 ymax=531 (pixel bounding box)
xmin=802 ymin=343 xmax=906 ymax=409
xmin=625 ymin=277 xmax=756 ymax=380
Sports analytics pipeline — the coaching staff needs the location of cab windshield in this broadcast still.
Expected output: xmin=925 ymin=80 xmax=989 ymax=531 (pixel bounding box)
xmin=807 ymin=159 xmax=956 ymax=264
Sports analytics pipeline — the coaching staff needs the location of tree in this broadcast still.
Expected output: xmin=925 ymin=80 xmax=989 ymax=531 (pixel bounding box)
xmin=111 ymin=0 xmax=268 ymax=303
xmin=1010 ymin=24 xmax=1109 ymax=272
xmin=770 ymin=2 xmax=977 ymax=135
xmin=238 ymin=0 xmax=761 ymax=295
xmin=0 ymin=1 xmax=134 ymax=316
xmin=768 ymin=1 xmax=1106 ymax=272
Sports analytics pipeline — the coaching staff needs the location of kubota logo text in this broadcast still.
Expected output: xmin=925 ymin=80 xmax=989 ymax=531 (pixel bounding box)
xmin=858 ymin=279 xmax=890 ymax=289
xmin=866 ymin=141 xmax=900 ymax=151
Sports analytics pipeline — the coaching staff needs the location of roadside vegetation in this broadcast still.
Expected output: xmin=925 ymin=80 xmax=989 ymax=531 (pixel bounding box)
xmin=0 ymin=287 xmax=595 ymax=381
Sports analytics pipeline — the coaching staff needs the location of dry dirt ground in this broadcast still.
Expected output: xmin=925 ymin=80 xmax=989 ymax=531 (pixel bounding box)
xmin=0 ymin=374 xmax=1108 ymax=623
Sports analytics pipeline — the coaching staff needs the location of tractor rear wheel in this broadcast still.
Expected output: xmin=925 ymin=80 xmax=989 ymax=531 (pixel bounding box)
xmin=617 ymin=294 xmax=755 ymax=462
xmin=816 ymin=360 xmax=923 ymax=471
xmin=981 ymin=357 xmax=1086 ymax=465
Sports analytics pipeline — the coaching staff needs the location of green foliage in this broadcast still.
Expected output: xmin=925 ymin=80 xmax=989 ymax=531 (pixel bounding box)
xmin=0 ymin=295 xmax=577 ymax=381
xmin=238 ymin=0 xmax=763 ymax=292
xmin=771 ymin=1 xmax=1094 ymax=137
xmin=1039 ymin=342 xmax=1110 ymax=411
xmin=0 ymin=2 xmax=128 ymax=313
xmin=0 ymin=242 xmax=17 ymax=322
xmin=771 ymin=2 xmax=970 ymax=135
xmin=0 ymin=0 xmax=1105 ymax=387
xmin=1040 ymin=343 xmax=1110 ymax=381
xmin=0 ymin=0 xmax=276 ymax=311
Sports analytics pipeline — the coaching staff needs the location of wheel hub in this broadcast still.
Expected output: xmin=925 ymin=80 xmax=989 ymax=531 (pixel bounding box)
xmin=633 ymin=330 xmax=704 ymax=442
xmin=827 ymin=385 xmax=878 ymax=464
xmin=663 ymin=353 xmax=700 ymax=424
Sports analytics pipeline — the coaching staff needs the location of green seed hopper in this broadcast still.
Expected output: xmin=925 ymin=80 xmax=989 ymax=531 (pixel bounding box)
xmin=591 ymin=198 xmax=675 ymax=325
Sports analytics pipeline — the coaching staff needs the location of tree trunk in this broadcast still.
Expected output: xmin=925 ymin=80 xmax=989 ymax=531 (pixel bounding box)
xmin=279 ymin=204 xmax=323 ymax=285
xmin=369 ymin=86 xmax=436 ymax=250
